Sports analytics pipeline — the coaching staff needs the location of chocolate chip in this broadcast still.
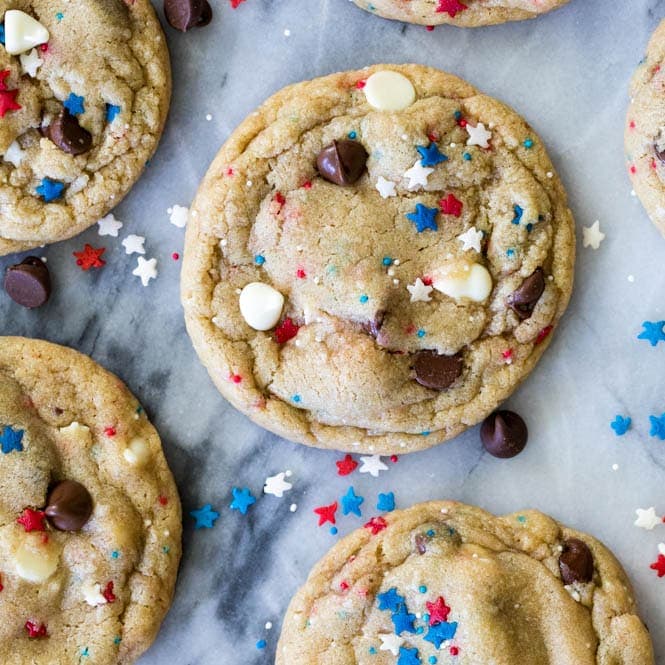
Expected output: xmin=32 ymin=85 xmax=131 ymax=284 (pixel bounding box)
xmin=46 ymin=110 xmax=92 ymax=155
xmin=316 ymin=140 xmax=368 ymax=186
xmin=507 ymin=268 xmax=545 ymax=320
xmin=164 ymin=0 xmax=212 ymax=31
xmin=655 ymin=143 xmax=665 ymax=165
xmin=415 ymin=534 xmax=427 ymax=554
xmin=412 ymin=350 xmax=463 ymax=390
xmin=480 ymin=410 xmax=528 ymax=458
xmin=559 ymin=538 xmax=594 ymax=585
xmin=4 ymin=257 xmax=51 ymax=308
xmin=45 ymin=480 xmax=93 ymax=531
xmin=362 ymin=310 xmax=385 ymax=338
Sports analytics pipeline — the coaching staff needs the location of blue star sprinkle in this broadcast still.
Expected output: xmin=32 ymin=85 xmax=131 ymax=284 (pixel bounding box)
xmin=610 ymin=415 xmax=631 ymax=436
xmin=0 ymin=24 xmax=4 ymax=45
xmin=190 ymin=504 xmax=220 ymax=529
xmin=424 ymin=621 xmax=458 ymax=648
xmin=512 ymin=204 xmax=524 ymax=225
xmin=230 ymin=487 xmax=256 ymax=514
xmin=0 ymin=425 xmax=24 ymax=454
xmin=406 ymin=204 xmax=438 ymax=233
xmin=398 ymin=646 xmax=421 ymax=665
xmin=377 ymin=492 xmax=395 ymax=512
xmin=416 ymin=142 xmax=448 ymax=167
xmin=649 ymin=413 xmax=665 ymax=440
xmin=377 ymin=587 xmax=405 ymax=612
xmin=637 ymin=321 xmax=665 ymax=347
xmin=36 ymin=178 xmax=64 ymax=202
xmin=391 ymin=605 xmax=417 ymax=635
xmin=341 ymin=486 xmax=364 ymax=517
xmin=64 ymin=92 xmax=85 ymax=116
xmin=106 ymin=103 xmax=121 ymax=122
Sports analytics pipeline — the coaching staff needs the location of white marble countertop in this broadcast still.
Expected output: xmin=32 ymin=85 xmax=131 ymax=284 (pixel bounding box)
xmin=2 ymin=0 xmax=665 ymax=662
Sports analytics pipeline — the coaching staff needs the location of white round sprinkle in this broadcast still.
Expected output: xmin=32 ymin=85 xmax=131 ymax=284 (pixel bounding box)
xmin=206 ymin=114 xmax=212 ymax=121
xmin=284 ymin=29 xmax=291 ymax=36
xmin=628 ymin=275 xmax=635 ymax=283
xmin=364 ymin=71 xmax=416 ymax=111
xmin=265 ymin=622 xmax=273 ymax=630
xmin=289 ymin=503 xmax=297 ymax=512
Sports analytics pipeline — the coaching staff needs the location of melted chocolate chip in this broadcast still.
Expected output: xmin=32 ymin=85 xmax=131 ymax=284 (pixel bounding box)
xmin=655 ymin=143 xmax=665 ymax=165
xmin=316 ymin=140 xmax=368 ymax=186
xmin=46 ymin=110 xmax=92 ymax=155
xmin=415 ymin=534 xmax=427 ymax=554
xmin=559 ymin=538 xmax=594 ymax=585
xmin=508 ymin=268 xmax=545 ymax=320
xmin=4 ymin=257 xmax=51 ymax=308
xmin=362 ymin=310 xmax=385 ymax=338
xmin=164 ymin=0 xmax=212 ymax=31
xmin=45 ymin=480 xmax=93 ymax=531
xmin=412 ymin=350 xmax=463 ymax=391
xmin=480 ymin=410 xmax=528 ymax=458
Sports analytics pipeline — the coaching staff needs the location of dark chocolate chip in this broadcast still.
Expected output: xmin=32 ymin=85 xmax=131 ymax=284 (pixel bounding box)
xmin=507 ymin=267 xmax=545 ymax=320
xmin=4 ymin=257 xmax=51 ymax=308
xmin=655 ymin=143 xmax=665 ymax=165
xmin=559 ymin=538 xmax=594 ymax=585
xmin=480 ymin=410 xmax=528 ymax=458
xmin=316 ymin=140 xmax=368 ymax=186
xmin=415 ymin=534 xmax=427 ymax=554
xmin=362 ymin=310 xmax=385 ymax=338
xmin=412 ymin=350 xmax=463 ymax=391
xmin=46 ymin=110 xmax=92 ymax=156
xmin=44 ymin=480 xmax=93 ymax=531
xmin=164 ymin=0 xmax=212 ymax=31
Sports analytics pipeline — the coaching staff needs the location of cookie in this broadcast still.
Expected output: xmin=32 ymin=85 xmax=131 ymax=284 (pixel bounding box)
xmin=626 ymin=20 xmax=665 ymax=236
xmin=0 ymin=0 xmax=171 ymax=254
xmin=277 ymin=501 xmax=654 ymax=664
xmin=0 ymin=337 xmax=181 ymax=664
xmin=352 ymin=0 xmax=570 ymax=27
xmin=182 ymin=64 xmax=575 ymax=454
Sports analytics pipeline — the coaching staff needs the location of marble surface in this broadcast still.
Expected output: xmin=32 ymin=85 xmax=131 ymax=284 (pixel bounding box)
xmin=2 ymin=0 xmax=665 ymax=662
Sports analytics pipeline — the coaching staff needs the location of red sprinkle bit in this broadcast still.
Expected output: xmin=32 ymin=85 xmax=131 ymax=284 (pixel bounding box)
xmin=25 ymin=621 xmax=48 ymax=638
xmin=459 ymin=118 xmax=468 ymax=128
xmin=314 ymin=501 xmax=338 ymax=526
xmin=339 ymin=581 xmax=349 ymax=591
xmin=172 ymin=252 xmax=180 ymax=260
xmin=629 ymin=164 xmax=637 ymax=175
xmin=225 ymin=167 xmax=235 ymax=177
xmin=296 ymin=268 xmax=306 ymax=279
xmin=650 ymin=554 xmax=665 ymax=577
xmin=422 ymin=276 xmax=433 ymax=286
xmin=439 ymin=193 xmax=463 ymax=217
xmin=158 ymin=495 xmax=168 ymax=506
xmin=104 ymin=426 xmax=116 ymax=437
xmin=102 ymin=581 xmax=116 ymax=603
xmin=0 ymin=70 xmax=21 ymax=118
xmin=390 ymin=455 xmax=398 ymax=463
xmin=40 ymin=534 xmax=49 ymax=545
xmin=450 ymin=646 xmax=460 ymax=656
xmin=273 ymin=192 xmax=286 ymax=206
xmin=427 ymin=596 xmax=451 ymax=625
xmin=357 ymin=588 xmax=369 ymax=597
xmin=230 ymin=374 xmax=242 ymax=384
xmin=629 ymin=120 xmax=636 ymax=130
xmin=355 ymin=80 xmax=366 ymax=89
xmin=229 ymin=0 xmax=246 ymax=7
xmin=535 ymin=325 xmax=553 ymax=345
xmin=426 ymin=25 xmax=434 ymax=31
xmin=651 ymin=158 xmax=657 ymax=171
xmin=39 ymin=43 xmax=48 ymax=52
xmin=274 ymin=318 xmax=300 ymax=344
xmin=336 ymin=454 xmax=358 ymax=476
xmin=436 ymin=0 xmax=469 ymax=17
xmin=364 ymin=516 xmax=387 ymax=535
xmin=17 ymin=508 xmax=46 ymax=532
xmin=73 ymin=244 xmax=106 ymax=270
xmin=302 ymin=180 xmax=312 ymax=190
xmin=427 ymin=132 xmax=439 ymax=142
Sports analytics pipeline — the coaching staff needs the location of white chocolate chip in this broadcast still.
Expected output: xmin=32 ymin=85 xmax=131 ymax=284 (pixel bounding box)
xmin=364 ymin=71 xmax=416 ymax=111
xmin=4 ymin=10 xmax=50 ymax=55
xmin=123 ymin=437 xmax=150 ymax=467
xmin=239 ymin=282 xmax=284 ymax=331
xmin=433 ymin=263 xmax=493 ymax=302
xmin=82 ymin=581 xmax=107 ymax=607
xmin=15 ymin=535 xmax=60 ymax=583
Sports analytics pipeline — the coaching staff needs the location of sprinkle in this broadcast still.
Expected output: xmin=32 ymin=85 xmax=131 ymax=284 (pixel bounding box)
xmin=341 ymin=486 xmax=364 ymax=517
xmin=348 ymin=131 xmax=357 ymax=139
xmin=406 ymin=204 xmax=438 ymax=233
xmin=417 ymin=329 xmax=426 ymax=338
xmin=359 ymin=454 xmax=388 ymax=477
xmin=256 ymin=640 xmax=267 ymax=650
xmin=582 ymin=220 xmax=605 ymax=250
xmin=73 ymin=244 xmax=106 ymax=270
xmin=638 ymin=321 xmax=665 ymax=347
xmin=106 ymin=104 xmax=121 ymax=122
xmin=427 ymin=597 xmax=451 ymax=625
xmin=649 ymin=414 xmax=665 ymax=440
xmin=376 ymin=176 xmax=397 ymax=198
xmin=0 ymin=425 xmax=24 ymax=454
xmin=336 ymin=454 xmax=358 ymax=476
xmin=36 ymin=178 xmax=64 ymax=202
xmin=382 ymin=256 xmax=393 ymax=266
xmin=97 ymin=214 xmax=123 ymax=237
xmin=190 ymin=504 xmax=220 ymax=529
xmin=292 ymin=394 xmax=302 ymax=403
xmin=255 ymin=254 xmax=266 ymax=265
xmin=436 ymin=0 xmax=469 ymax=18
xmin=650 ymin=554 xmax=665 ymax=577
xmin=439 ymin=193 xmax=463 ymax=217
xmin=523 ymin=138 xmax=534 ymax=149
xmin=0 ymin=70 xmax=21 ymax=117
xmin=314 ymin=501 xmax=338 ymax=526
xmin=610 ymin=415 xmax=631 ymax=436
xmin=168 ymin=204 xmax=189 ymax=228
xmin=63 ymin=92 xmax=85 ymax=116
xmin=416 ymin=142 xmax=448 ymax=167
xmin=512 ymin=204 xmax=524 ymax=225
xmin=535 ymin=326 xmax=552 ymax=345
xmin=230 ymin=487 xmax=256 ymax=515
xmin=17 ymin=508 xmax=46 ymax=532
xmin=121 ymin=234 xmax=146 ymax=255
xmin=465 ymin=122 xmax=492 ymax=148
xmin=407 ymin=278 xmax=433 ymax=303
xmin=635 ymin=507 xmax=661 ymax=530
xmin=25 ymin=621 xmax=47 ymax=639
xmin=263 ymin=472 xmax=292 ymax=498
xmin=377 ymin=492 xmax=395 ymax=512
xmin=132 ymin=257 xmax=158 ymax=286
xmin=364 ymin=516 xmax=388 ymax=535
xmin=403 ymin=160 xmax=433 ymax=190
xmin=274 ymin=318 xmax=300 ymax=344
xmin=397 ymin=645 xmax=420 ymax=664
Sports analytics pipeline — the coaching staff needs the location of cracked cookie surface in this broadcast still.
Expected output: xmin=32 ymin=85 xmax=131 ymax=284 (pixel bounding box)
xmin=626 ymin=20 xmax=665 ymax=236
xmin=182 ymin=64 xmax=575 ymax=454
xmin=0 ymin=0 xmax=170 ymax=254
xmin=0 ymin=337 xmax=181 ymax=665
xmin=351 ymin=0 xmax=571 ymax=27
xmin=277 ymin=501 xmax=654 ymax=665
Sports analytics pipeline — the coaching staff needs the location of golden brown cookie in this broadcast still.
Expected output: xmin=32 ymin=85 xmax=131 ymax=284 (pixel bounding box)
xmin=277 ymin=501 xmax=654 ymax=665
xmin=0 ymin=337 xmax=181 ymax=664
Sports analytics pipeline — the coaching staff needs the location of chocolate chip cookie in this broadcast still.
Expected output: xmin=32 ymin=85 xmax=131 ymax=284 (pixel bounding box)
xmin=277 ymin=501 xmax=654 ymax=664
xmin=626 ymin=20 xmax=665 ymax=235
xmin=182 ymin=64 xmax=575 ymax=454
xmin=352 ymin=0 xmax=571 ymax=27
xmin=0 ymin=0 xmax=171 ymax=254
xmin=0 ymin=337 xmax=181 ymax=664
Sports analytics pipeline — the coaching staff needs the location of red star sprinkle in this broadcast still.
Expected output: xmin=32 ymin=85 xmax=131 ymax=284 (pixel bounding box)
xmin=104 ymin=426 xmax=116 ymax=437
xmin=436 ymin=0 xmax=468 ymax=17
xmin=229 ymin=0 xmax=246 ymax=7
xmin=296 ymin=268 xmax=306 ymax=279
xmin=25 ymin=621 xmax=48 ymax=638
xmin=274 ymin=318 xmax=300 ymax=344
xmin=102 ymin=581 xmax=116 ymax=603
xmin=314 ymin=501 xmax=338 ymax=526
xmin=364 ymin=516 xmax=387 ymax=535
xmin=0 ymin=70 xmax=21 ymax=118
xmin=650 ymin=554 xmax=665 ymax=577
xmin=355 ymin=80 xmax=366 ymax=89
xmin=73 ymin=244 xmax=106 ymax=270
xmin=535 ymin=325 xmax=553 ymax=345
xmin=17 ymin=508 xmax=46 ymax=532
xmin=427 ymin=596 xmax=451 ymax=625
xmin=336 ymin=454 xmax=358 ymax=476
xmin=439 ymin=193 xmax=463 ymax=217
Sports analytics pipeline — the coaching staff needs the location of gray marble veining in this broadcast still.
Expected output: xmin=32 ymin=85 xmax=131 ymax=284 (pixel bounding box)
xmin=2 ymin=0 xmax=665 ymax=662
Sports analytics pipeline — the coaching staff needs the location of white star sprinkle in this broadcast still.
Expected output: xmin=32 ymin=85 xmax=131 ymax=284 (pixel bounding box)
xmin=19 ymin=48 xmax=43 ymax=77
xmin=81 ymin=581 xmax=107 ymax=607
xmin=582 ymin=220 xmax=605 ymax=250
xmin=359 ymin=454 xmax=388 ymax=477
xmin=168 ymin=204 xmax=189 ymax=228
xmin=263 ymin=472 xmax=293 ymax=498
xmin=132 ymin=257 xmax=158 ymax=286
xmin=458 ymin=226 xmax=483 ymax=253
xmin=466 ymin=122 xmax=492 ymax=149
xmin=634 ymin=507 xmax=661 ymax=530
xmin=403 ymin=159 xmax=433 ymax=191
xmin=375 ymin=176 xmax=397 ymax=198
xmin=406 ymin=277 xmax=433 ymax=303
xmin=97 ymin=214 xmax=123 ymax=237
xmin=378 ymin=633 xmax=404 ymax=656
xmin=121 ymin=234 xmax=146 ymax=255
xmin=4 ymin=140 xmax=25 ymax=167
